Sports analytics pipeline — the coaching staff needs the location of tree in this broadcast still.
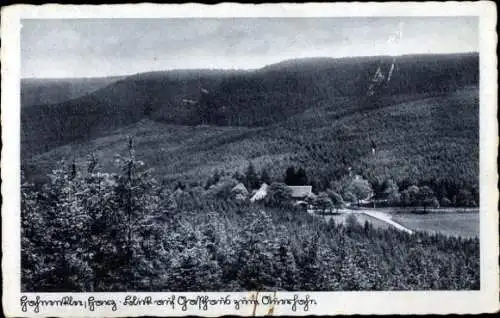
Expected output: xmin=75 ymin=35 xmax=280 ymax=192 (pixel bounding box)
xmin=402 ymin=185 xmax=420 ymax=206
xmin=382 ymin=179 xmax=400 ymax=205
xmin=456 ymin=189 xmax=474 ymax=207
xmin=260 ymin=168 xmax=271 ymax=185
xmin=326 ymin=190 xmax=344 ymax=212
xmin=417 ymin=186 xmax=435 ymax=213
xmin=245 ymin=162 xmax=260 ymax=190
xmin=274 ymin=226 xmax=300 ymax=290
xmin=204 ymin=177 xmax=238 ymax=200
xmin=343 ymin=191 xmax=357 ymax=204
xmin=21 ymin=169 xmax=51 ymax=291
xmin=205 ymin=170 xmax=222 ymax=189
xmin=440 ymin=197 xmax=452 ymax=207
xmin=345 ymin=177 xmax=373 ymax=206
xmin=232 ymin=171 xmax=246 ymax=183
xmin=284 ymin=166 xmax=297 ymax=185
xmin=36 ymin=161 xmax=96 ymax=291
xmin=265 ymin=183 xmax=293 ymax=208
xmin=315 ymin=192 xmax=334 ymax=214
xmin=236 ymin=210 xmax=278 ymax=290
xmin=345 ymin=213 xmax=359 ymax=229
xmin=295 ymin=167 xmax=308 ymax=186
xmin=471 ymin=185 xmax=479 ymax=207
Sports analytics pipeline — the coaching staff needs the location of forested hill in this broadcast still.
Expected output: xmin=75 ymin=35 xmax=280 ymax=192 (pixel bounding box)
xmin=21 ymin=76 xmax=125 ymax=107
xmin=21 ymin=53 xmax=478 ymax=156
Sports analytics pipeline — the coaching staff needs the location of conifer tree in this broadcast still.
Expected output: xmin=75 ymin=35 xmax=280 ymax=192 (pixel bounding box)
xmin=244 ymin=162 xmax=260 ymax=190
xmin=260 ymin=168 xmax=271 ymax=185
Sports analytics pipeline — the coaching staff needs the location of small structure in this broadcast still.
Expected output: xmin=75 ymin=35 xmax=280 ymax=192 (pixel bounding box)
xmin=231 ymin=183 xmax=249 ymax=201
xmin=288 ymin=185 xmax=313 ymax=199
xmin=250 ymin=183 xmax=268 ymax=202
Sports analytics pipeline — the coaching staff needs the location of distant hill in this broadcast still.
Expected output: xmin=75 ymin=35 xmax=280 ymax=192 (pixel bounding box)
xmin=21 ymin=76 xmax=125 ymax=107
xmin=200 ymin=53 xmax=478 ymax=126
xmin=24 ymin=84 xmax=479 ymax=195
xmin=21 ymin=53 xmax=478 ymax=158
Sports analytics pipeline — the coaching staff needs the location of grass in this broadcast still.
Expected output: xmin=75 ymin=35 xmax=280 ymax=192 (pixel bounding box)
xmin=392 ymin=212 xmax=479 ymax=238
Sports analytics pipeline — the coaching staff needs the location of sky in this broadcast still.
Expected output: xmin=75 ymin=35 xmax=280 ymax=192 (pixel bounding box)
xmin=21 ymin=17 xmax=478 ymax=78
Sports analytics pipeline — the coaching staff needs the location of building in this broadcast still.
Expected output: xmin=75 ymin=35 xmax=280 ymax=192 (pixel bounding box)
xmin=288 ymin=185 xmax=313 ymax=199
xmin=231 ymin=183 xmax=249 ymax=201
xmin=250 ymin=183 xmax=268 ymax=202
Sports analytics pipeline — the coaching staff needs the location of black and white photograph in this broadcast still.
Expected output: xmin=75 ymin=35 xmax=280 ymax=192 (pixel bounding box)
xmin=2 ymin=2 xmax=498 ymax=316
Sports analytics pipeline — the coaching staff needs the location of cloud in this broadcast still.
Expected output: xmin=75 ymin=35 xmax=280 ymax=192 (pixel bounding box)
xmin=21 ymin=17 xmax=478 ymax=78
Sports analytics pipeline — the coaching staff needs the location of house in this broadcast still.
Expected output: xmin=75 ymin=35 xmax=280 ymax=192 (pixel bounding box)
xmin=288 ymin=185 xmax=313 ymax=199
xmin=289 ymin=186 xmax=315 ymax=212
xmin=250 ymin=183 xmax=268 ymax=202
xmin=231 ymin=183 xmax=249 ymax=201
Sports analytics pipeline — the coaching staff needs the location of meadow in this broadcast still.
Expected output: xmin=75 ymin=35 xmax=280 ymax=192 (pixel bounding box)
xmin=392 ymin=212 xmax=479 ymax=238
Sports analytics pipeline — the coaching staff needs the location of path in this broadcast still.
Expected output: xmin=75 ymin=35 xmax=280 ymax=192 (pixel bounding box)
xmin=359 ymin=210 xmax=414 ymax=234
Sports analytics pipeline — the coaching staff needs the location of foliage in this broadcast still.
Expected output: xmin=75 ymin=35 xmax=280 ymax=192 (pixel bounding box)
xmin=23 ymin=84 xmax=479 ymax=208
xmin=264 ymin=182 xmax=293 ymax=209
xmin=315 ymin=192 xmax=334 ymax=214
xmin=417 ymin=186 xmax=437 ymax=212
xmin=326 ymin=189 xmax=345 ymax=211
xmin=344 ymin=176 xmax=373 ymax=205
xmin=382 ymin=179 xmax=401 ymax=204
xmin=284 ymin=166 xmax=309 ymax=186
xmin=260 ymin=169 xmax=271 ymax=185
xmin=244 ymin=162 xmax=260 ymax=190
xmin=22 ymin=147 xmax=480 ymax=292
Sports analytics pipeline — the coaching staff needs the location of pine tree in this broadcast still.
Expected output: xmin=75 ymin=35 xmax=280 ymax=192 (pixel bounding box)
xmin=284 ymin=166 xmax=297 ymax=185
xmin=295 ymin=167 xmax=308 ymax=186
xmin=244 ymin=162 xmax=260 ymax=190
xmin=260 ymin=168 xmax=271 ymax=185
xmin=110 ymin=136 xmax=161 ymax=290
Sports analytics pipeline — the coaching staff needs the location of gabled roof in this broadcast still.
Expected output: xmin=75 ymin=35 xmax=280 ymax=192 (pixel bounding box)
xmin=293 ymin=200 xmax=308 ymax=206
xmin=288 ymin=185 xmax=313 ymax=198
xmin=232 ymin=183 xmax=249 ymax=195
xmin=250 ymin=183 xmax=268 ymax=202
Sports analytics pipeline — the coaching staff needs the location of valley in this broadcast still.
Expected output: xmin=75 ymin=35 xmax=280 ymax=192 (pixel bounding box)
xmin=20 ymin=52 xmax=481 ymax=292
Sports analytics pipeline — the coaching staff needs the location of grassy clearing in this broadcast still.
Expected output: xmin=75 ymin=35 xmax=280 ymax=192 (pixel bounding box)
xmin=392 ymin=212 xmax=479 ymax=238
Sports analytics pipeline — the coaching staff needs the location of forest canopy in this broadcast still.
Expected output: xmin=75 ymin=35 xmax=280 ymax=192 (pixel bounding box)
xmin=21 ymin=142 xmax=480 ymax=292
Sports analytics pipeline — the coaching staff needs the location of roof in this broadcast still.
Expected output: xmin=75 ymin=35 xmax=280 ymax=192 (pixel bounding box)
xmin=250 ymin=183 xmax=268 ymax=202
xmin=293 ymin=200 xmax=308 ymax=206
xmin=288 ymin=186 xmax=313 ymax=198
xmin=231 ymin=183 xmax=249 ymax=195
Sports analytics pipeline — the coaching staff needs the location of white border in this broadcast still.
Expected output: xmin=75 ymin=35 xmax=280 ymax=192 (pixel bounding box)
xmin=2 ymin=2 xmax=498 ymax=316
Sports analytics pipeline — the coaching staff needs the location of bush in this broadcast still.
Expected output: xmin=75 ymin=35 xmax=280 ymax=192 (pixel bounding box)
xmin=264 ymin=182 xmax=293 ymax=209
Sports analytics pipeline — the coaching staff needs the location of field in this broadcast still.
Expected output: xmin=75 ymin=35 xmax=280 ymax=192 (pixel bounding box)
xmin=391 ymin=212 xmax=479 ymax=238
xmin=316 ymin=209 xmax=479 ymax=238
xmin=320 ymin=212 xmax=393 ymax=231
